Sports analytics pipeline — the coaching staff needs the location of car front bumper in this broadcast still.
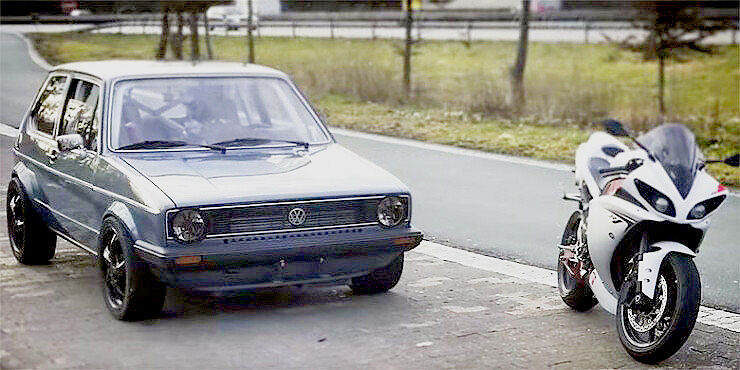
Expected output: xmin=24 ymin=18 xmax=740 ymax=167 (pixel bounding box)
xmin=133 ymin=225 xmax=422 ymax=292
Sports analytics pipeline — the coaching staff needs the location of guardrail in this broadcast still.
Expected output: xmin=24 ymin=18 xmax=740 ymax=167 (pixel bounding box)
xmin=2 ymin=7 xmax=737 ymax=25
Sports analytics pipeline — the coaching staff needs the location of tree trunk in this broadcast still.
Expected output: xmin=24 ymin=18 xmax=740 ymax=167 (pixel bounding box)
xmin=204 ymin=13 xmax=213 ymax=59
xmin=157 ymin=9 xmax=170 ymax=60
xmin=658 ymin=53 xmax=665 ymax=121
xmin=189 ymin=12 xmax=200 ymax=62
xmin=247 ymin=0 xmax=255 ymax=63
xmin=510 ymin=0 xmax=530 ymax=111
xmin=403 ymin=0 xmax=413 ymax=98
xmin=171 ymin=10 xmax=184 ymax=60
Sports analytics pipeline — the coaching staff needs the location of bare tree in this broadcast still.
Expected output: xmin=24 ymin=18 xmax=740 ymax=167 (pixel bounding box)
xmin=403 ymin=0 xmax=414 ymax=98
xmin=510 ymin=0 xmax=530 ymax=112
xmin=247 ymin=0 xmax=255 ymax=63
xmin=616 ymin=2 xmax=735 ymax=118
xmin=203 ymin=13 xmax=213 ymax=60
xmin=157 ymin=7 xmax=170 ymax=60
xmin=189 ymin=11 xmax=200 ymax=62
xmin=172 ymin=9 xmax=184 ymax=60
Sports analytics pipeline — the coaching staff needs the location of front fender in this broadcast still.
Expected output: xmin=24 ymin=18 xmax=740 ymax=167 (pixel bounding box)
xmin=638 ymin=241 xmax=696 ymax=299
xmin=102 ymin=201 xmax=141 ymax=243
xmin=11 ymin=162 xmax=44 ymax=202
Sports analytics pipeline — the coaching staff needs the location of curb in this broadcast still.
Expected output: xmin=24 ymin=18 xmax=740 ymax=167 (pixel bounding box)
xmin=10 ymin=32 xmax=53 ymax=71
xmin=416 ymin=241 xmax=740 ymax=333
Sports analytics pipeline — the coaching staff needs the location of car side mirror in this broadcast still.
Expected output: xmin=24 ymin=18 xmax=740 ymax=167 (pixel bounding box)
xmin=602 ymin=119 xmax=630 ymax=137
xmin=57 ymin=133 xmax=84 ymax=152
xmin=724 ymin=154 xmax=739 ymax=167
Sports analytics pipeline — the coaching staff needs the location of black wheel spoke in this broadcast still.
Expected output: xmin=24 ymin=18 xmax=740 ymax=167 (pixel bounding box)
xmin=103 ymin=230 xmax=126 ymax=309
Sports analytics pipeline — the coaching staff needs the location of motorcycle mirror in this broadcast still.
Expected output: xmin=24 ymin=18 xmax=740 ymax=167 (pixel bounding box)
xmin=724 ymin=154 xmax=739 ymax=167
xmin=602 ymin=119 xmax=630 ymax=137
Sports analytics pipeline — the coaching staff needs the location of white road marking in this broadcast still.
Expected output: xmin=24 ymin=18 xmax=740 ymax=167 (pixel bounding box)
xmin=415 ymin=240 xmax=740 ymax=332
xmin=0 ymin=123 xmax=18 ymax=137
xmin=10 ymin=32 xmax=52 ymax=70
xmin=332 ymin=127 xmax=574 ymax=172
xmin=332 ymin=127 xmax=740 ymax=198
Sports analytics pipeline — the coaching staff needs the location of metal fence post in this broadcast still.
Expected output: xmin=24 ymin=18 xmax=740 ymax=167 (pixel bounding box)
xmin=330 ymin=18 xmax=335 ymax=39
xmin=371 ymin=21 xmax=376 ymax=39
xmin=292 ymin=21 xmax=296 ymax=38
xmin=584 ymin=21 xmax=590 ymax=44
xmin=466 ymin=22 xmax=472 ymax=44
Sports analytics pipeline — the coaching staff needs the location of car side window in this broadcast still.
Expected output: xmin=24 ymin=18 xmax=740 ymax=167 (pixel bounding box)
xmin=30 ymin=75 xmax=68 ymax=136
xmin=61 ymin=79 xmax=101 ymax=150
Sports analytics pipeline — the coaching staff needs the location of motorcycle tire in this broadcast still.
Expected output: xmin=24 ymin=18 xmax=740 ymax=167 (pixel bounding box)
xmin=616 ymin=253 xmax=700 ymax=364
xmin=557 ymin=211 xmax=597 ymax=311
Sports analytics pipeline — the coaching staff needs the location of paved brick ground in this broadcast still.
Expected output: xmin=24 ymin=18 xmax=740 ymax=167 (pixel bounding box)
xmin=1 ymin=210 xmax=738 ymax=368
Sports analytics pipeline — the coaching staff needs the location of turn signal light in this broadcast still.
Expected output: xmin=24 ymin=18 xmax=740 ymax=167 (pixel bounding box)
xmin=393 ymin=236 xmax=416 ymax=248
xmin=175 ymin=256 xmax=202 ymax=266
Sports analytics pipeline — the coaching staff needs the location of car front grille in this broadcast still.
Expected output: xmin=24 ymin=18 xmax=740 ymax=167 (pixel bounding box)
xmin=197 ymin=196 xmax=394 ymax=238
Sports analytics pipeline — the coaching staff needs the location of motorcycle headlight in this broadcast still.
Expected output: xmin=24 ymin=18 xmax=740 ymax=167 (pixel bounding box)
xmin=688 ymin=195 xmax=726 ymax=220
xmin=689 ymin=204 xmax=705 ymax=219
xmin=634 ymin=179 xmax=676 ymax=217
xmin=170 ymin=209 xmax=207 ymax=243
xmin=377 ymin=196 xmax=406 ymax=227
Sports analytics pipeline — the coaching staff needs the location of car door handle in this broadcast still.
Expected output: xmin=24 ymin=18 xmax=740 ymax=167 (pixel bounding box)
xmin=47 ymin=148 xmax=59 ymax=162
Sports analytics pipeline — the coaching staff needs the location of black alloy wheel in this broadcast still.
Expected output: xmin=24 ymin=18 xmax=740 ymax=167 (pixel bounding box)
xmin=6 ymin=178 xmax=56 ymax=264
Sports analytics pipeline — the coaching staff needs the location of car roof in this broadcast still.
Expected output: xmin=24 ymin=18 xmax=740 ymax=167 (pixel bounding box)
xmin=53 ymin=60 xmax=288 ymax=81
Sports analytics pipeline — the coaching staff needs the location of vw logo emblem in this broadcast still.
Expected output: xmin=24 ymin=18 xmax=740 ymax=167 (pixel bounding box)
xmin=288 ymin=207 xmax=307 ymax=226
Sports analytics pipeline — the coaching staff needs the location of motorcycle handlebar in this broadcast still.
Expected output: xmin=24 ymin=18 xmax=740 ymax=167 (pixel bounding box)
xmin=599 ymin=159 xmax=644 ymax=176
xmin=599 ymin=166 xmax=628 ymax=175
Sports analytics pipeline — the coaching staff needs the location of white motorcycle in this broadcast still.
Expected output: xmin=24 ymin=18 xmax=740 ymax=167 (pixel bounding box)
xmin=557 ymin=120 xmax=738 ymax=363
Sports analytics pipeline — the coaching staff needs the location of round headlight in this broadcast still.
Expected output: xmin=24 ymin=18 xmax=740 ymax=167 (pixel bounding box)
xmin=171 ymin=209 xmax=206 ymax=243
xmin=377 ymin=196 xmax=406 ymax=227
xmin=654 ymin=197 xmax=669 ymax=213
xmin=689 ymin=204 xmax=706 ymax=219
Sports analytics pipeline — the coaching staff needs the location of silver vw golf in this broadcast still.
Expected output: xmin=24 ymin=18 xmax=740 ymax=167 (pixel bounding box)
xmin=7 ymin=61 xmax=423 ymax=320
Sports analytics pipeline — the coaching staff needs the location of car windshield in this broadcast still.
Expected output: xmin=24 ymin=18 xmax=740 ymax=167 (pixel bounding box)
xmin=638 ymin=124 xmax=701 ymax=198
xmin=109 ymin=77 xmax=329 ymax=150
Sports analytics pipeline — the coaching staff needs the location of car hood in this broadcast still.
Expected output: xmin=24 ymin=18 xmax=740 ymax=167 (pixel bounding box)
xmin=119 ymin=144 xmax=407 ymax=208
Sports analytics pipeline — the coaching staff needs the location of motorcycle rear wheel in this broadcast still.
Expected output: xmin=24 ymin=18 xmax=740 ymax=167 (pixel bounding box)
xmin=557 ymin=211 xmax=597 ymax=311
xmin=616 ymin=253 xmax=700 ymax=364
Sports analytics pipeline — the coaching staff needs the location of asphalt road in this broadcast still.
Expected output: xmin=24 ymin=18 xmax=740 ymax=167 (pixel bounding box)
xmin=0 ymin=31 xmax=738 ymax=313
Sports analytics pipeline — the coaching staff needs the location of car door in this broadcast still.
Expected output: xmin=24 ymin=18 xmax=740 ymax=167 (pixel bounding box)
xmin=17 ymin=73 xmax=70 ymax=232
xmin=45 ymin=76 xmax=103 ymax=248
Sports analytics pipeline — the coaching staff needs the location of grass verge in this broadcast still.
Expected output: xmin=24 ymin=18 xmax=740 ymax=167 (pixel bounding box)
xmin=30 ymin=32 xmax=739 ymax=186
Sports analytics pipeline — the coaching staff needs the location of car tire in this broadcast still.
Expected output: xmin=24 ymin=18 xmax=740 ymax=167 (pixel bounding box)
xmin=99 ymin=218 xmax=165 ymax=321
xmin=6 ymin=178 xmax=56 ymax=264
xmin=350 ymin=253 xmax=404 ymax=295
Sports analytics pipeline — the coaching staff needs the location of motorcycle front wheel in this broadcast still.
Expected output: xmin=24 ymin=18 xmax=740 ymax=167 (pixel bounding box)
xmin=616 ymin=253 xmax=700 ymax=364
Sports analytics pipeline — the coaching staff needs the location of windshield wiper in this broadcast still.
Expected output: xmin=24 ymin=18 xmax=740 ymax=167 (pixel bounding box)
xmin=211 ymin=137 xmax=310 ymax=150
xmin=118 ymin=140 xmax=227 ymax=153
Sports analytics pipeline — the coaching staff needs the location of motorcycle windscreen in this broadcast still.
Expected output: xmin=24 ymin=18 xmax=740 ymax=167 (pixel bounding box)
xmin=638 ymin=124 xmax=701 ymax=198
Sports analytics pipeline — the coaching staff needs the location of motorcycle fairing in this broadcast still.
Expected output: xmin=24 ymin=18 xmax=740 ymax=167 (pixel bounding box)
xmin=575 ymin=132 xmax=629 ymax=198
xmin=586 ymin=195 xmax=662 ymax=294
